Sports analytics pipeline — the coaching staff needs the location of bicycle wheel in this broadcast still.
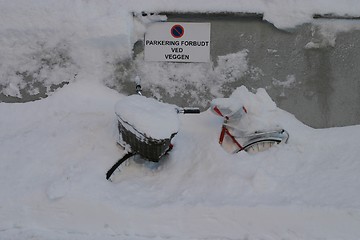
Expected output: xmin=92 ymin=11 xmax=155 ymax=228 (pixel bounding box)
xmin=243 ymin=139 xmax=281 ymax=154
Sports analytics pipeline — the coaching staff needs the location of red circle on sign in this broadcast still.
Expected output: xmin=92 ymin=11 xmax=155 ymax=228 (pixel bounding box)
xmin=171 ymin=25 xmax=184 ymax=38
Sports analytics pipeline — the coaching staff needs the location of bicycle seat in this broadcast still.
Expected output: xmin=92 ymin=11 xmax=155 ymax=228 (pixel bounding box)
xmin=210 ymin=98 xmax=247 ymax=120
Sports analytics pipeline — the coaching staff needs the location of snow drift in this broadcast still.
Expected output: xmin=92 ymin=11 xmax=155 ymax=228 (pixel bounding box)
xmin=1 ymin=0 xmax=360 ymax=239
xmin=1 ymin=80 xmax=360 ymax=239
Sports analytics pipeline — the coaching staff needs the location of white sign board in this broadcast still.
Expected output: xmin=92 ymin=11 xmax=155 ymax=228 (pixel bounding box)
xmin=144 ymin=22 xmax=211 ymax=63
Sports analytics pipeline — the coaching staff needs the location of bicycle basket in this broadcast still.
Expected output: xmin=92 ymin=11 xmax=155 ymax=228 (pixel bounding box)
xmin=115 ymin=95 xmax=179 ymax=161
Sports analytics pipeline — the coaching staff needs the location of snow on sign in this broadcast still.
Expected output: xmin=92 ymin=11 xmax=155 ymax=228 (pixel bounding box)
xmin=145 ymin=22 xmax=211 ymax=63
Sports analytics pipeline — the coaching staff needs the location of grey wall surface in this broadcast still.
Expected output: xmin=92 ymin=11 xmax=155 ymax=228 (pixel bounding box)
xmin=3 ymin=12 xmax=359 ymax=129
xmin=164 ymin=13 xmax=360 ymax=128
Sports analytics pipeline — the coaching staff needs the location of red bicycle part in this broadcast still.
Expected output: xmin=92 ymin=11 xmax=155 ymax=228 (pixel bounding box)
xmin=219 ymin=125 xmax=244 ymax=151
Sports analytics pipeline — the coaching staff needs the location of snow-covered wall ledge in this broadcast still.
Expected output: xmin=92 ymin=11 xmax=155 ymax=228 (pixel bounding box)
xmin=2 ymin=0 xmax=360 ymax=34
xmin=125 ymin=0 xmax=360 ymax=29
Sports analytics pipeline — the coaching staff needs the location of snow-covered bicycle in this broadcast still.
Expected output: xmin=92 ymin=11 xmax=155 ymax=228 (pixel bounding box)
xmin=210 ymin=97 xmax=289 ymax=154
xmin=106 ymin=82 xmax=200 ymax=181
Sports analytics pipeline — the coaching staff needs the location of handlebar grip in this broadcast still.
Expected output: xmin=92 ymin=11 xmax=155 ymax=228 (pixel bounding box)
xmin=182 ymin=107 xmax=200 ymax=114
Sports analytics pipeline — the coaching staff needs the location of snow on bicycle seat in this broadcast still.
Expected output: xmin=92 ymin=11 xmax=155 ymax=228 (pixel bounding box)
xmin=115 ymin=95 xmax=179 ymax=140
xmin=210 ymin=97 xmax=247 ymax=120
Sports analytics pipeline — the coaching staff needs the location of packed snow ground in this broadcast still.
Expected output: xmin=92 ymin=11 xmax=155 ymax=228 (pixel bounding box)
xmin=1 ymin=0 xmax=360 ymax=239
xmin=1 ymin=79 xmax=360 ymax=239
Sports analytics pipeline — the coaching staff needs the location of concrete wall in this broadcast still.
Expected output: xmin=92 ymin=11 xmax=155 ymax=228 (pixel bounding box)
xmin=163 ymin=13 xmax=360 ymax=128
xmin=3 ymin=12 xmax=359 ymax=129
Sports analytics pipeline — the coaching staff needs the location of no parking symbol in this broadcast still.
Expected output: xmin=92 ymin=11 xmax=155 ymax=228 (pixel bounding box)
xmin=171 ymin=24 xmax=184 ymax=38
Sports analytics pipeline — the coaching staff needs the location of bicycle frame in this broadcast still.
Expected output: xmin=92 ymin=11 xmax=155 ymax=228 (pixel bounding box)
xmin=219 ymin=124 xmax=244 ymax=151
xmin=212 ymin=103 xmax=289 ymax=154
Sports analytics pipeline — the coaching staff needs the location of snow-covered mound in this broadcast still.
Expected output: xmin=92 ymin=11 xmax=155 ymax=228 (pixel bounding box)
xmin=1 ymin=80 xmax=360 ymax=239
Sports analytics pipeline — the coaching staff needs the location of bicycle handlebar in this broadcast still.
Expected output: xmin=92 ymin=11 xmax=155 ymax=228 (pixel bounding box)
xmin=176 ymin=107 xmax=201 ymax=114
xmin=133 ymin=78 xmax=200 ymax=114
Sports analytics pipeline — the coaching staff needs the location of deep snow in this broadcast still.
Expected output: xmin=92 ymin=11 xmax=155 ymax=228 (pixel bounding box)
xmin=1 ymin=79 xmax=360 ymax=239
xmin=1 ymin=0 xmax=360 ymax=239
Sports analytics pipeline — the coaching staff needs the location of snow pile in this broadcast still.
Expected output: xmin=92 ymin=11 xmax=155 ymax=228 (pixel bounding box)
xmin=0 ymin=0 xmax=131 ymax=99
xmin=1 ymin=80 xmax=360 ymax=239
xmin=211 ymin=86 xmax=281 ymax=134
